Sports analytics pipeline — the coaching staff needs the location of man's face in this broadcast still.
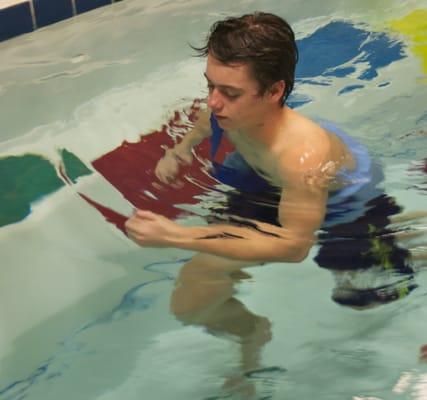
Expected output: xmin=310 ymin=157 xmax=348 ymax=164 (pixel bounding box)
xmin=204 ymin=53 xmax=271 ymax=131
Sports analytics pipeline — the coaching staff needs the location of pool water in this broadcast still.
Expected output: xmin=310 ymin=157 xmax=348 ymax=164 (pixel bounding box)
xmin=1 ymin=0 xmax=427 ymax=399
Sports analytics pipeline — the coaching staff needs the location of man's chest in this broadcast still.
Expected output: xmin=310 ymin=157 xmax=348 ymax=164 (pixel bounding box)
xmin=226 ymin=133 xmax=282 ymax=185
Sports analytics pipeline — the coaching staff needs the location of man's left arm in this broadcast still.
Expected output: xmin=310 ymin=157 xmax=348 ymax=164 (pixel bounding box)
xmin=125 ymin=173 xmax=328 ymax=263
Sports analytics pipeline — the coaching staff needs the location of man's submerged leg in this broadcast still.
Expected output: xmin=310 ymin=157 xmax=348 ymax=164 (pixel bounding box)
xmin=170 ymin=253 xmax=272 ymax=397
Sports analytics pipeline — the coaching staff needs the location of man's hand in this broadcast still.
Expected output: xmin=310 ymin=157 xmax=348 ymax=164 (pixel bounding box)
xmin=125 ymin=210 xmax=182 ymax=247
xmin=154 ymin=147 xmax=193 ymax=186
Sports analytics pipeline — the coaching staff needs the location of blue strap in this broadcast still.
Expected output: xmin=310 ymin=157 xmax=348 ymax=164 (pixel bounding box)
xmin=209 ymin=114 xmax=223 ymax=160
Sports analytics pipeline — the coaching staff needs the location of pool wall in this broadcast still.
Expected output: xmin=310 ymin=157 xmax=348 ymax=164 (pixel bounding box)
xmin=0 ymin=0 xmax=123 ymax=42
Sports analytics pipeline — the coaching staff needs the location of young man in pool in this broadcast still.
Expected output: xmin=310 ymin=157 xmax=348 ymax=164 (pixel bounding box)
xmin=125 ymin=13 xmax=417 ymax=312
xmin=126 ymin=12 xmax=353 ymax=259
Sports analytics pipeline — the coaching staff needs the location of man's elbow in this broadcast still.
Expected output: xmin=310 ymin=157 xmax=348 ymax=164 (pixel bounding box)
xmin=291 ymin=247 xmax=310 ymax=262
xmin=278 ymin=239 xmax=313 ymax=263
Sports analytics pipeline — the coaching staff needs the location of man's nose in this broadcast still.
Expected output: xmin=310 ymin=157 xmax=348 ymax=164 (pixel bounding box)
xmin=207 ymin=88 xmax=223 ymax=111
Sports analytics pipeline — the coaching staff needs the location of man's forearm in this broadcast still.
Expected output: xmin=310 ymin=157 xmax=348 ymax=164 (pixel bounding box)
xmin=175 ymin=129 xmax=209 ymax=154
xmin=172 ymin=111 xmax=211 ymax=156
xmin=168 ymin=223 xmax=312 ymax=263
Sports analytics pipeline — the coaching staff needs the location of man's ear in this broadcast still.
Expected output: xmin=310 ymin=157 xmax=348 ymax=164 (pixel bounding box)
xmin=268 ymin=80 xmax=286 ymax=103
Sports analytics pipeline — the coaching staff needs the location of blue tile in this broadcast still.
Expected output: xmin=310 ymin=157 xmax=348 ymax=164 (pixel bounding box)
xmin=76 ymin=0 xmax=111 ymax=14
xmin=33 ymin=0 xmax=73 ymax=28
xmin=296 ymin=21 xmax=405 ymax=81
xmin=0 ymin=2 xmax=34 ymax=42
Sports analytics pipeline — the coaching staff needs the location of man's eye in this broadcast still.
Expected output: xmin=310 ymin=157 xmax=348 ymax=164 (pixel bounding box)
xmin=207 ymin=84 xmax=214 ymax=92
xmin=225 ymin=92 xmax=240 ymax=99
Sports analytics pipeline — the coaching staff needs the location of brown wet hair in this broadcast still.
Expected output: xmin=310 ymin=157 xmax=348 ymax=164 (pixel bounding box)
xmin=192 ymin=12 xmax=299 ymax=104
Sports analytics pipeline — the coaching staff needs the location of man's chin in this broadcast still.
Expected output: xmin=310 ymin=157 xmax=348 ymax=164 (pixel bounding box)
xmin=216 ymin=116 xmax=231 ymax=128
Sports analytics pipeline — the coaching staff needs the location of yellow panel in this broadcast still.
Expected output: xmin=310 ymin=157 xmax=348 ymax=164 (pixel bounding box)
xmin=389 ymin=10 xmax=427 ymax=75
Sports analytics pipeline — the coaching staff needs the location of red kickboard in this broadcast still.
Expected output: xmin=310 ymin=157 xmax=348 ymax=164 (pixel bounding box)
xmin=82 ymin=100 xmax=234 ymax=233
